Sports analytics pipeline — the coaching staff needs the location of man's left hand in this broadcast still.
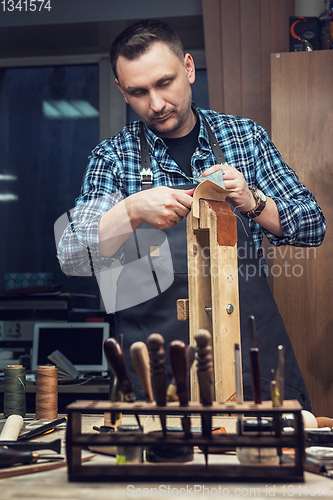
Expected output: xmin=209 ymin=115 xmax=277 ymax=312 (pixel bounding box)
xmin=200 ymin=164 xmax=256 ymax=212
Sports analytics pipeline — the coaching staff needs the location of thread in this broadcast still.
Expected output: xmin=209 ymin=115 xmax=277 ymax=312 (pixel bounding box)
xmin=4 ymin=365 xmax=26 ymax=418
xmin=35 ymin=366 xmax=58 ymax=420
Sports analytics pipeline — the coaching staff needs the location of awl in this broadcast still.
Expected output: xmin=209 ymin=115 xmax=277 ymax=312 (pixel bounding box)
xmin=104 ymin=338 xmax=136 ymax=402
xmin=195 ymin=329 xmax=214 ymax=466
xmin=104 ymin=337 xmax=140 ymax=427
xmin=167 ymin=345 xmax=196 ymax=402
xmin=249 ymin=315 xmax=262 ymax=404
xmin=147 ymin=333 xmax=167 ymax=437
xmin=130 ymin=341 xmax=154 ymax=403
xmin=169 ymin=340 xmax=191 ymax=438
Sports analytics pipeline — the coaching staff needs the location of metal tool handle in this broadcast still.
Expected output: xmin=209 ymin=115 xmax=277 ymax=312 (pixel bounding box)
xmin=169 ymin=340 xmax=189 ymax=406
xmin=130 ymin=341 xmax=154 ymax=403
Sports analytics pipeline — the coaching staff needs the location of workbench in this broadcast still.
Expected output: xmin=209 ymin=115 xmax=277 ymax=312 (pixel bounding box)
xmin=0 ymin=413 xmax=332 ymax=499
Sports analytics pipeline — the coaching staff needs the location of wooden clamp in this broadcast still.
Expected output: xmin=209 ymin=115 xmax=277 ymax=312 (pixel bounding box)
xmin=177 ymin=180 xmax=242 ymax=403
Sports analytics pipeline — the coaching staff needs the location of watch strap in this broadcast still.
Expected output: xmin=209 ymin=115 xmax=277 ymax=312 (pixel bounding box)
xmin=240 ymin=187 xmax=266 ymax=219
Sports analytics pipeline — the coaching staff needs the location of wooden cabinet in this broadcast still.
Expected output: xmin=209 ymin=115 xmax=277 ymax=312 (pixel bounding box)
xmin=270 ymin=51 xmax=333 ymax=416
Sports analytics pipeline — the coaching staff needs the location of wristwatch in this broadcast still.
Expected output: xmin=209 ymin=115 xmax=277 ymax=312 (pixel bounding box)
xmin=240 ymin=186 xmax=267 ymax=219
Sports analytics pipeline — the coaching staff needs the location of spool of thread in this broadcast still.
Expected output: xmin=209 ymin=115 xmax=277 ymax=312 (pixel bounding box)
xmin=4 ymin=365 xmax=26 ymax=418
xmin=35 ymin=366 xmax=58 ymax=420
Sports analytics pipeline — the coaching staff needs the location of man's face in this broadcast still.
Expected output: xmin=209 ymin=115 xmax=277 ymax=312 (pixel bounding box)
xmin=115 ymin=42 xmax=196 ymax=139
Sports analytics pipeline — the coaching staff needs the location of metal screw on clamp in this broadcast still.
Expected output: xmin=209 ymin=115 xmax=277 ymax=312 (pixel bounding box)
xmin=226 ymin=304 xmax=234 ymax=314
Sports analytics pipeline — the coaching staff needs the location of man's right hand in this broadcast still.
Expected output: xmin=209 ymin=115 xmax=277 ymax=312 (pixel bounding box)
xmin=125 ymin=186 xmax=195 ymax=230
xmin=98 ymin=187 xmax=194 ymax=258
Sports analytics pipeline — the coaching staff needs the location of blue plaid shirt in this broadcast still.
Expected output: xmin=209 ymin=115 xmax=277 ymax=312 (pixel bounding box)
xmin=57 ymin=105 xmax=326 ymax=276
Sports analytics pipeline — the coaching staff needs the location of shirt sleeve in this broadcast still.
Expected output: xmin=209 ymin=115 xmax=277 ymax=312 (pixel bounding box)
xmin=251 ymin=122 xmax=326 ymax=248
xmin=56 ymin=144 xmax=126 ymax=277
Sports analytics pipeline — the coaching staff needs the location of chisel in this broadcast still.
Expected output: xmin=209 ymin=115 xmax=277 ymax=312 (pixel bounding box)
xmin=169 ymin=340 xmax=191 ymax=438
xmin=130 ymin=341 xmax=154 ymax=403
xmin=0 ymin=438 xmax=61 ymax=453
xmin=147 ymin=333 xmax=167 ymax=437
xmin=0 ymin=447 xmax=63 ymax=468
xmin=195 ymin=329 xmax=214 ymax=466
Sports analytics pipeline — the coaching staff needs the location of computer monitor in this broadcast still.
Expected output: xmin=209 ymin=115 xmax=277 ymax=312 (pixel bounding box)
xmin=32 ymin=322 xmax=109 ymax=373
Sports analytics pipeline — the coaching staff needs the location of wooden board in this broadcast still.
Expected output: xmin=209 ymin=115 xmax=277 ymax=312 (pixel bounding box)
xmin=187 ymin=200 xmax=241 ymax=402
xmin=271 ymin=51 xmax=333 ymax=417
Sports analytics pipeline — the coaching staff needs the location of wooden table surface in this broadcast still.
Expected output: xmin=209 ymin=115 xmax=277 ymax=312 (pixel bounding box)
xmin=1 ymin=414 xmax=332 ymax=500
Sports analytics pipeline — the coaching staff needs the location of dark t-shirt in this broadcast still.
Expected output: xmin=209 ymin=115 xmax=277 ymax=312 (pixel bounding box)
xmin=163 ymin=119 xmax=200 ymax=177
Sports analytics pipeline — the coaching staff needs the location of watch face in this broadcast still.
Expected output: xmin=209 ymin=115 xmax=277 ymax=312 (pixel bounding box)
xmin=253 ymin=187 xmax=266 ymax=203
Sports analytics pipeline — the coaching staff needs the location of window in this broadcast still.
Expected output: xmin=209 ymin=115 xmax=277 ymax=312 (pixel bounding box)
xmin=0 ymin=63 xmax=100 ymax=298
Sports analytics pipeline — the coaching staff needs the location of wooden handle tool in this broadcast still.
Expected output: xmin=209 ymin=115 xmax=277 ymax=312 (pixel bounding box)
xmin=130 ymin=341 xmax=154 ymax=403
xmin=167 ymin=345 xmax=196 ymax=402
xmin=0 ymin=448 xmax=63 ymax=468
xmin=0 ymin=415 xmax=24 ymax=442
xmin=195 ymin=329 xmax=214 ymax=407
xmin=169 ymin=340 xmax=189 ymax=406
xmin=195 ymin=329 xmax=214 ymax=466
xmin=104 ymin=338 xmax=135 ymax=402
xmin=0 ymin=439 xmax=61 ymax=453
xmin=169 ymin=340 xmax=191 ymax=437
xmin=147 ymin=333 xmax=167 ymax=436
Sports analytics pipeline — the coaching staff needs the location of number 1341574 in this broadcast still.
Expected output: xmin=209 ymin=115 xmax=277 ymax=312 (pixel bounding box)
xmin=1 ymin=0 xmax=51 ymax=11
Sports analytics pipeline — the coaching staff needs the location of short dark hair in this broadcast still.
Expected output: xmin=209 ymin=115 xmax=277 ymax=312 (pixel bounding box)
xmin=110 ymin=19 xmax=185 ymax=78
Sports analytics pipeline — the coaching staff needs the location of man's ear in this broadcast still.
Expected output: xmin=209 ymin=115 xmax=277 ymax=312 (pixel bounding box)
xmin=184 ymin=54 xmax=195 ymax=85
xmin=115 ymin=78 xmax=129 ymax=104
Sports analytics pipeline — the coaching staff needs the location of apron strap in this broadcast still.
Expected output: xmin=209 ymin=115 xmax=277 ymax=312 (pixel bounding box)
xmin=140 ymin=125 xmax=153 ymax=190
xmin=200 ymin=113 xmax=226 ymax=165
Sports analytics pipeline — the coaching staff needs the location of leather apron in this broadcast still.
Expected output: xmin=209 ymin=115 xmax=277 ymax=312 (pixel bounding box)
xmin=113 ymin=125 xmax=311 ymax=411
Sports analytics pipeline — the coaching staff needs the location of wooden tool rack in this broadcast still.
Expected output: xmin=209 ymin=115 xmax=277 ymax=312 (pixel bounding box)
xmin=66 ymin=399 xmax=304 ymax=482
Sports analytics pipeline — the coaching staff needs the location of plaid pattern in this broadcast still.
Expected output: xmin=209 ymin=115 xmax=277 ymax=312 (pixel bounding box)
xmin=57 ymin=105 xmax=326 ymax=276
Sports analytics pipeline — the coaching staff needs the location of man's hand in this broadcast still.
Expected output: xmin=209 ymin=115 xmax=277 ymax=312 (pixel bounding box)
xmin=200 ymin=164 xmax=256 ymax=212
xmin=200 ymin=164 xmax=283 ymax=237
xmin=98 ymin=187 xmax=194 ymax=258
xmin=125 ymin=186 xmax=195 ymax=230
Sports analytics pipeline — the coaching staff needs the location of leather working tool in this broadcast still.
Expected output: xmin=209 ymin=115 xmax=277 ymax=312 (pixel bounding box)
xmin=169 ymin=340 xmax=191 ymax=438
xmin=147 ymin=333 xmax=167 ymax=437
xmin=130 ymin=341 xmax=154 ymax=403
xmin=195 ymin=329 xmax=214 ymax=465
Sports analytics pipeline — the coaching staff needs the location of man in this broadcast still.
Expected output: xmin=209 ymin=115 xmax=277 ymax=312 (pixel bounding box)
xmin=57 ymin=20 xmax=325 ymax=409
